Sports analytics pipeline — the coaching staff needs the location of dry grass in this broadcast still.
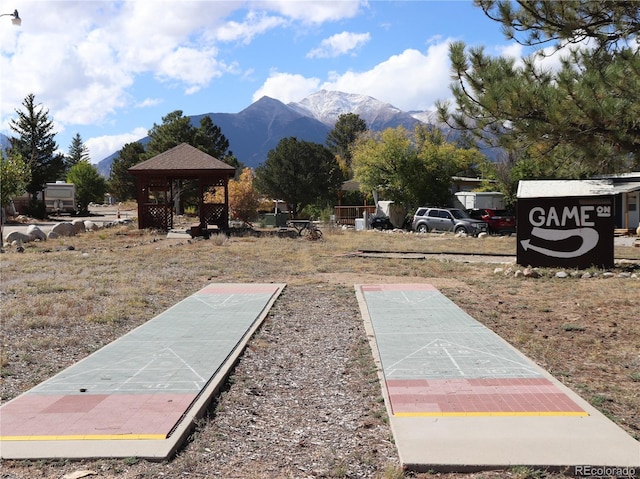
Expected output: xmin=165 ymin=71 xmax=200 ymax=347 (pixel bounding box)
xmin=0 ymin=223 xmax=639 ymax=478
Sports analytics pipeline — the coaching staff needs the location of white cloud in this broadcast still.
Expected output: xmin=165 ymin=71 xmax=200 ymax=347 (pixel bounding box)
xmin=0 ymin=1 xmax=238 ymax=130
xmin=157 ymin=47 xmax=225 ymax=93
xmin=1 ymin=0 xmax=372 ymax=139
xmin=136 ymin=98 xmax=163 ymax=108
xmin=307 ymin=31 xmax=370 ymax=59
xmin=497 ymin=43 xmax=525 ymax=59
xmin=264 ymin=0 xmax=366 ymax=24
xmin=85 ymin=127 xmax=148 ymax=164
xmin=215 ymin=11 xmax=287 ymax=45
xmin=256 ymin=40 xmax=454 ymax=112
xmin=321 ymin=41 xmax=454 ymax=111
xmin=252 ymin=71 xmax=320 ymax=104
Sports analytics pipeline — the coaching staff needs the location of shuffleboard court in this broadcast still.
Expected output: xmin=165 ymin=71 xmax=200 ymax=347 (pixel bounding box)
xmin=0 ymin=283 xmax=285 ymax=460
xmin=356 ymin=283 xmax=640 ymax=472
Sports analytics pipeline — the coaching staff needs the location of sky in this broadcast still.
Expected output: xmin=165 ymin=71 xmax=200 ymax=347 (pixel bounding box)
xmin=0 ymin=0 xmax=534 ymax=164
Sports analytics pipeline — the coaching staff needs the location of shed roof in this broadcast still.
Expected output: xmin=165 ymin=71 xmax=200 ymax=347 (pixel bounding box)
xmin=129 ymin=143 xmax=235 ymax=173
xmin=341 ymin=179 xmax=360 ymax=192
xmin=592 ymin=171 xmax=640 ymax=182
xmin=517 ymin=180 xmax=616 ymax=198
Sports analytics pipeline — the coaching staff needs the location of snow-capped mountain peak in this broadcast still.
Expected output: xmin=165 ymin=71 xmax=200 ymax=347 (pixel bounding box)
xmin=288 ymin=90 xmax=419 ymax=131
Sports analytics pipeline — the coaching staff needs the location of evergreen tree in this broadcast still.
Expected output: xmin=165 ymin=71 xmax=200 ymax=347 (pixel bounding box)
xmin=66 ymin=133 xmax=90 ymax=171
xmin=476 ymin=0 xmax=640 ymax=52
xmin=325 ymin=113 xmax=368 ymax=173
xmin=109 ymin=142 xmax=145 ymax=201
xmin=9 ymin=94 xmax=65 ymax=197
xmin=193 ymin=115 xmax=231 ymax=159
xmin=145 ymin=110 xmax=236 ymax=164
xmin=145 ymin=110 xmax=194 ymax=158
xmin=254 ymin=137 xmax=343 ymax=217
xmin=437 ymin=1 xmax=640 ymax=176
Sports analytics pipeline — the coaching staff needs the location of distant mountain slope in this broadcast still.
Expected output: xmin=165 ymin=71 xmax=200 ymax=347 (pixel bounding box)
xmin=192 ymin=96 xmax=332 ymax=167
xmin=1 ymin=133 xmax=10 ymax=152
xmin=92 ymin=90 xmax=438 ymax=176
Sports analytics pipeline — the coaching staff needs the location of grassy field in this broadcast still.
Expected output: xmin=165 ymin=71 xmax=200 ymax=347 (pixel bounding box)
xmin=1 ymin=222 xmax=639 ymax=478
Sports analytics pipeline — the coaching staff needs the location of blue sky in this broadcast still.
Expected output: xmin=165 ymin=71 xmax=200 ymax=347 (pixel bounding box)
xmin=0 ymin=1 xmax=531 ymax=163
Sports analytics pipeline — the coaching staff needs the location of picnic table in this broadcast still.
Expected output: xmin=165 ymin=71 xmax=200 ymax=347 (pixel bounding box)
xmin=286 ymin=219 xmax=311 ymax=236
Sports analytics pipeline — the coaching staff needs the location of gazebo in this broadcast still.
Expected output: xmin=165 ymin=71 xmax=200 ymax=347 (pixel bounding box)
xmin=129 ymin=143 xmax=236 ymax=235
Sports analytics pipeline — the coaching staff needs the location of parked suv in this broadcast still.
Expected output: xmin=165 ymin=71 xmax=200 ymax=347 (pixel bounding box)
xmin=411 ymin=207 xmax=488 ymax=235
xmin=466 ymin=208 xmax=516 ymax=235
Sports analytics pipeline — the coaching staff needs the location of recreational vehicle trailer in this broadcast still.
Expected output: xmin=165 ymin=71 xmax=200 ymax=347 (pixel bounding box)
xmin=44 ymin=182 xmax=77 ymax=214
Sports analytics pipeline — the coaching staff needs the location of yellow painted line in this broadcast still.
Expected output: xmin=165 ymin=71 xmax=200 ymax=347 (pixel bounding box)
xmin=393 ymin=411 xmax=589 ymax=417
xmin=0 ymin=434 xmax=167 ymax=441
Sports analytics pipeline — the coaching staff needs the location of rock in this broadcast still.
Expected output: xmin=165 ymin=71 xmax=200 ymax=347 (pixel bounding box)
xmin=581 ymin=272 xmax=592 ymax=279
xmin=514 ymin=269 xmax=524 ymax=277
xmin=555 ymin=271 xmax=569 ymax=278
xmin=62 ymin=471 xmax=97 ymax=479
xmin=636 ymin=224 xmax=640 ymax=236
xmin=26 ymin=225 xmax=47 ymax=241
xmin=477 ymin=232 xmax=488 ymax=238
xmin=47 ymin=231 xmax=59 ymax=239
xmin=5 ymin=231 xmax=31 ymax=244
xmin=71 ymin=219 xmax=86 ymax=234
xmin=523 ymin=267 xmax=541 ymax=278
xmin=602 ymin=272 xmax=615 ymax=278
xmin=84 ymin=220 xmax=99 ymax=231
xmin=493 ymin=267 xmax=504 ymax=275
xmin=50 ymin=222 xmax=75 ymax=237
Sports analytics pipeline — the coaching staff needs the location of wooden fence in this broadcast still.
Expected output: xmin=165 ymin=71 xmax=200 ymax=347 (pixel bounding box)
xmin=333 ymin=205 xmax=376 ymax=226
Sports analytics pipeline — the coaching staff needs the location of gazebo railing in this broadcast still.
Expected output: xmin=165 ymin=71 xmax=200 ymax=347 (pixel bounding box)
xmin=203 ymin=203 xmax=227 ymax=229
xmin=140 ymin=203 xmax=173 ymax=230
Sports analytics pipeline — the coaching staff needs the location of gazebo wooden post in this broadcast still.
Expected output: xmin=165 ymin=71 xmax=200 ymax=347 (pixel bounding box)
xmin=224 ymin=176 xmax=230 ymax=227
xmin=198 ymin=174 xmax=206 ymax=234
xmin=167 ymin=175 xmax=173 ymax=229
xmin=136 ymin=175 xmax=146 ymax=229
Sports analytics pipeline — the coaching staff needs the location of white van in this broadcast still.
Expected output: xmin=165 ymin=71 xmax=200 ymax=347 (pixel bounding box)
xmin=44 ymin=182 xmax=77 ymax=214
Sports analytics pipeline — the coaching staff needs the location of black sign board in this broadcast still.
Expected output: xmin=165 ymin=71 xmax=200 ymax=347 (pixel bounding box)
xmin=516 ymin=196 xmax=614 ymax=269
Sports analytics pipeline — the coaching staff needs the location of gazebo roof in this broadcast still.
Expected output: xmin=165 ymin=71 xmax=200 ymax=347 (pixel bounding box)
xmin=129 ymin=143 xmax=235 ymax=174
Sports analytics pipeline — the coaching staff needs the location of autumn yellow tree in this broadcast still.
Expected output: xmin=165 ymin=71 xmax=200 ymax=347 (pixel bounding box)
xmin=352 ymin=125 xmax=483 ymax=210
xmin=228 ymin=168 xmax=260 ymax=225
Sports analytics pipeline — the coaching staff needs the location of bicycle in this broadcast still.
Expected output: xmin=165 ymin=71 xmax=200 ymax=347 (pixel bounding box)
xmin=304 ymin=221 xmax=323 ymax=241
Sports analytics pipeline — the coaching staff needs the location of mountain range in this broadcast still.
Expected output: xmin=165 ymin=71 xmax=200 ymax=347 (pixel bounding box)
xmin=95 ymin=90 xmax=442 ymax=176
xmin=0 ymin=90 xmax=449 ymax=177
